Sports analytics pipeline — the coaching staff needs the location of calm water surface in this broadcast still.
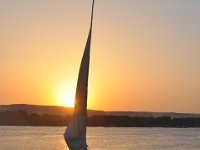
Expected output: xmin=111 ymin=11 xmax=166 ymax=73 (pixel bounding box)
xmin=0 ymin=126 xmax=199 ymax=150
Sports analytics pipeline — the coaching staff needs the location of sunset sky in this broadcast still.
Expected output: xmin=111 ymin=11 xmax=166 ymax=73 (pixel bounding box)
xmin=1 ymin=0 xmax=200 ymax=113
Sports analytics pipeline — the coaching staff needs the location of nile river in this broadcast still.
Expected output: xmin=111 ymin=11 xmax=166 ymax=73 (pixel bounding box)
xmin=0 ymin=126 xmax=199 ymax=150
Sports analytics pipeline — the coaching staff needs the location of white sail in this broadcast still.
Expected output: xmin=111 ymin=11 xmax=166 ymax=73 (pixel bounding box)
xmin=64 ymin=1 xmax=94 ymax=150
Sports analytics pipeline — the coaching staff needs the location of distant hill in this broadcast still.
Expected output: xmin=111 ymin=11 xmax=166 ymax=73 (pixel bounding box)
xmin=104 ymin=111 xmax=200 ymax=118
xmin=0 ymin=104 xmax=104 ymax=117
xmin=0 ymin=104 xmax=200 ymax=118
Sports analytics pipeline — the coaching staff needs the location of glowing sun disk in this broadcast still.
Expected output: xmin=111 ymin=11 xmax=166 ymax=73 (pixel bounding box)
xmin=56 ymin=82 xmax=76 ymax=107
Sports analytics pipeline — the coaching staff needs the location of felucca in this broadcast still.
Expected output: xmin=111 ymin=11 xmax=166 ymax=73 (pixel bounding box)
xmin=64 ymin=0 xmax=95 ymax=149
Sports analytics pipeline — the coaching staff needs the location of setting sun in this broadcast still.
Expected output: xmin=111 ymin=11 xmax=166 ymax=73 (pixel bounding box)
xmin=56 ymin=81 xmax=76 ymax=107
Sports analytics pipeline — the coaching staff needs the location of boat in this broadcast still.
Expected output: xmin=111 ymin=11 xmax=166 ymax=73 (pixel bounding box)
xmin=64 ymin=0 xmax=95 ymax=149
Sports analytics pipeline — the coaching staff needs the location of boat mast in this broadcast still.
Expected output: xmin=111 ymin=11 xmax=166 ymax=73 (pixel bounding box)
xmin=90 ymin=0 xmax=95 ymax=31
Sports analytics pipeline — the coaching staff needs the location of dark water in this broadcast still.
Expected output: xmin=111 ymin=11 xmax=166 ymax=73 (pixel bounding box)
xmin=0 ymin=126 xmax=199 ymax=150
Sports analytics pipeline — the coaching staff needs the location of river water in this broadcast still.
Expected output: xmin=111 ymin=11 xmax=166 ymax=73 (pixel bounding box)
xmin=0 ymin=126 xmax=199 ymax=150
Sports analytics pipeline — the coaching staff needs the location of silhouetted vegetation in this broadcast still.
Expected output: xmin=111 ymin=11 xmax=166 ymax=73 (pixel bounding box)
xmin=0 ymin=111 xmax=200 ymax=127
xmin=87 ymin=115 xmax=200 ymax=127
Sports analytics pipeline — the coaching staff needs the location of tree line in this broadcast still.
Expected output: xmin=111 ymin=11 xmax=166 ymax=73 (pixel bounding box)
xmin=0 ymin=110 xmax=200 ymax=127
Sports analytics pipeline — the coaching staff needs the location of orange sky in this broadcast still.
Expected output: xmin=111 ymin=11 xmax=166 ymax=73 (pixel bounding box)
xmin=1 ymin=0 xmax=200 ymax=113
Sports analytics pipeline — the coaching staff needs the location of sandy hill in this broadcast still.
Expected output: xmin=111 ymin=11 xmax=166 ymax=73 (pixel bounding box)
xmin=0 ymin=104 xmax=200 ymax=118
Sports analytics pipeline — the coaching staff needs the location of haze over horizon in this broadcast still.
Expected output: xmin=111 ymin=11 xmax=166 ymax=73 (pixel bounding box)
xmin=1 ymin=0 xmax=200 ymax=113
